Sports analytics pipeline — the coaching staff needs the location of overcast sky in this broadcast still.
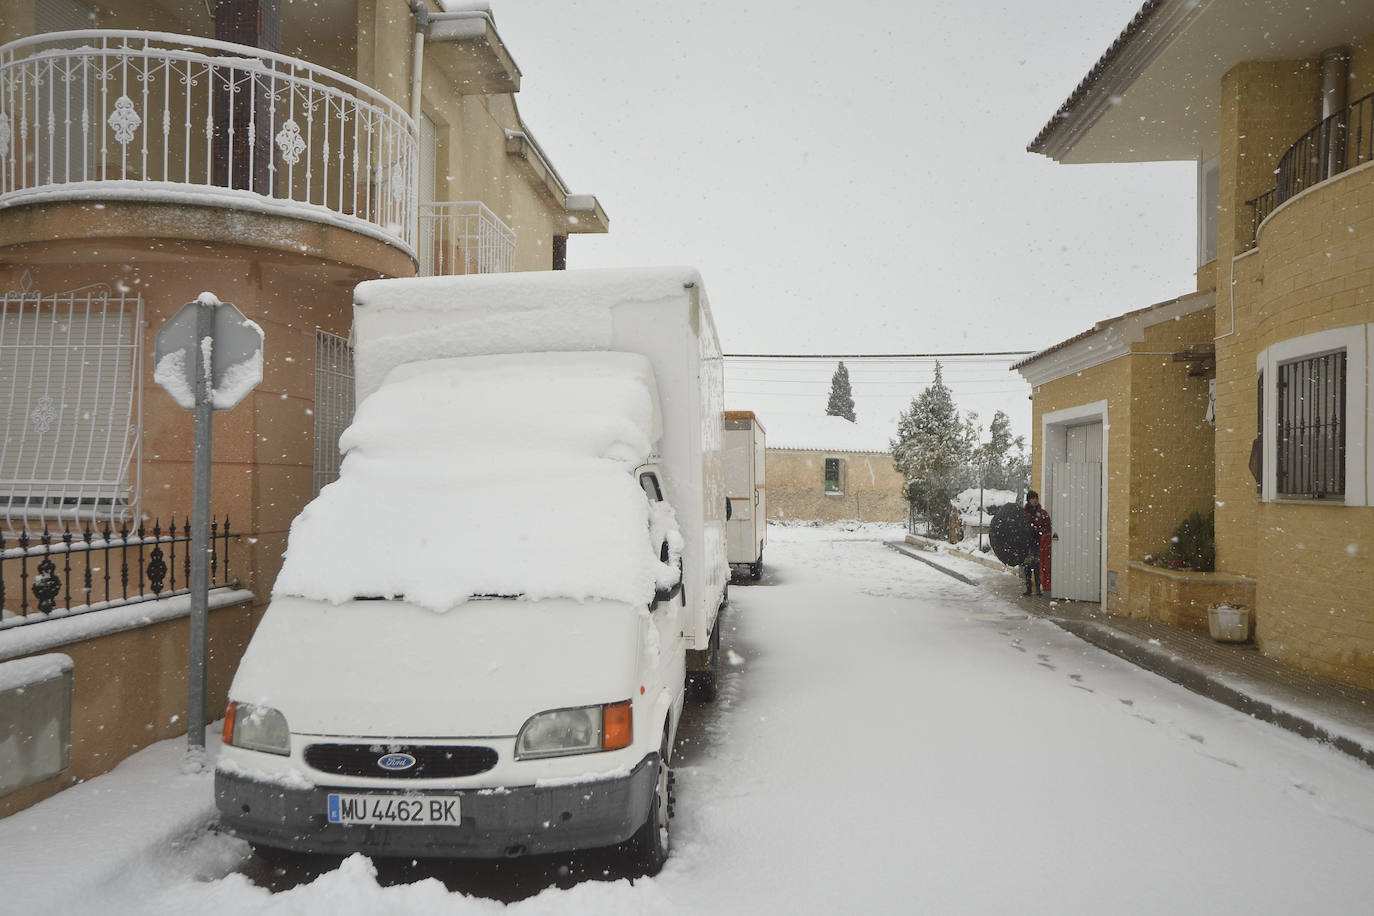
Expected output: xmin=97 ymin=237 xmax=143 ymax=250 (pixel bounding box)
xmin=476 ymin=0 xmax=1198 ymax=436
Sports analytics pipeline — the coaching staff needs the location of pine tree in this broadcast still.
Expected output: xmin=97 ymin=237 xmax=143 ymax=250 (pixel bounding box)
xmin=826 ymin=361 xmax=856 ymax=422
xmin=973 ymin=410 xmax=1029 ymax=491
xmin=890 ymin=362 xmax=977 ymax=537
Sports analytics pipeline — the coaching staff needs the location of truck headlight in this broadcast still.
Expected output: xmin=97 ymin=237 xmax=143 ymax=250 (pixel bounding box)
xmin=515 ymin=700 xmax=632 ymax=759
xmin=223 ymin=701 xmax=290 ymax=756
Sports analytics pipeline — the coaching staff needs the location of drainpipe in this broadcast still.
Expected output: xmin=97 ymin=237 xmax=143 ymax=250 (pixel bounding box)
xmin=1321 ymin=47 xmax=1350 ymax=178
xmin=409 ymin=2 xmax=428 ymax=129
xmin=1321 ymin=47 xmax=1350 ymax=118
xmin=409 ymin=2 xmax=429 ymax=258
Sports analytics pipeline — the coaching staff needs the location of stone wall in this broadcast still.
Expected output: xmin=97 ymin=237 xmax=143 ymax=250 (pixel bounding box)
xmin=766 ymin=449 xmax=906 ymax=524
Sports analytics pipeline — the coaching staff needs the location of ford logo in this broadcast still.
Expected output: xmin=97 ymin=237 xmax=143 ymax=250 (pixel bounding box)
xmin=377 ymin=752 xmax=417 ymax=772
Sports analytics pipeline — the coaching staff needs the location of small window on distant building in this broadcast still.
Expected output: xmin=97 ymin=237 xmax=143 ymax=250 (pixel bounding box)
xmin=1275 ymin=351 xmax=1345 ymax=498
xmin=824 ymin=457 xmax=843 ymax=494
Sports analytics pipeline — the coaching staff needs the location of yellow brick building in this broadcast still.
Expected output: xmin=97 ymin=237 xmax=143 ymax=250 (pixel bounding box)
xmin=1024 ymin=0 xmax=1374 ymax=687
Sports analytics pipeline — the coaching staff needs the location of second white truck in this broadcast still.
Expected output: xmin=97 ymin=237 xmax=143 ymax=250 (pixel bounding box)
xmin=725 ymin=410 xmax=767 ymax=580
xmin=215 ymin=267 xmax=727 ymax=873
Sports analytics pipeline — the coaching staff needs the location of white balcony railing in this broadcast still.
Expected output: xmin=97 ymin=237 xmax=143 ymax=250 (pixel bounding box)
xmin=417 ymin=201 xmax=515 ymax=276
xmin=0 ymin=31 xmax=416 ymax=253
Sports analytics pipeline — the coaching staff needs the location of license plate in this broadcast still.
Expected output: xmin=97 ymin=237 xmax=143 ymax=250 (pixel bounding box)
xmin=326 ymin=793 xmax=461 ymax=826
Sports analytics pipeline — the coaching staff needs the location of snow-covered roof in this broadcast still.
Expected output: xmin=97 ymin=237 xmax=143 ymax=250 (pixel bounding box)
xmin=272 ymin=352 xmax=677 ymax=612
xmin=760 ymin=412 xmax=893 ymax=454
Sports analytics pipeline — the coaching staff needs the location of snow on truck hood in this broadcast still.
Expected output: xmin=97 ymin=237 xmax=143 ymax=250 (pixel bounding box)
xmin=272 ymin=352 xmax=677 ymax=612
xmin=233 ymin=596 xmax=641 ymax=737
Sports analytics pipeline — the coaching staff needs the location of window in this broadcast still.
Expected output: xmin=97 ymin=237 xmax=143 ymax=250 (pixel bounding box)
xmin=1258 ymin=326 xmax=1366 ymax=505
xmin=0 ymin=283 xmax=142 ymax=526
xmin=1197 ymin=156 xmax=1219 ymax=267
xmin=1275 ymin=351 xmax=1346 ymax=498
xmin=313 ymin=330 xmax=355 ymax=495
xmin=1250 ymin=371 xmax=1263 ymax=494
xmin=824 ymin=457 xmax=843 ymax=494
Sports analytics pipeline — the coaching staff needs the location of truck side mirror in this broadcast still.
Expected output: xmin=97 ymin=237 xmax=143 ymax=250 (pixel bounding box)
xmin=725 ymin=497 xmax=732 ymax=521
xmin=652 ymin=556 xmax=684 ymax=610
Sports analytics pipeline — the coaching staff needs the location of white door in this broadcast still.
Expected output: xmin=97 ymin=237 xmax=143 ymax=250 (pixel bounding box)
xmin=1051 ymin=459 xmax=1102 ymax=602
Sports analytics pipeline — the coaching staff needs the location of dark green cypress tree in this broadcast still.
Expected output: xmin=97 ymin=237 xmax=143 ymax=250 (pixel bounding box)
xmin=826 ymin=361 xmax=856 ymax=422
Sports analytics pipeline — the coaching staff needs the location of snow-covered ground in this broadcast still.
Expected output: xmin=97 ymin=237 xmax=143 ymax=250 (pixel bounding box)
xmin=6 ymin=522 xmax=1374 ymax=914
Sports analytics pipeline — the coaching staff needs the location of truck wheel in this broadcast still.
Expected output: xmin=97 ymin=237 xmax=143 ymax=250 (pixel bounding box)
xmin=626 ymin=733 xmax=673 ymax=876
xmin=749 ymin=557 xmax=763 ymax=581
xmin=685 ymin=617 xmax=721 ymax=702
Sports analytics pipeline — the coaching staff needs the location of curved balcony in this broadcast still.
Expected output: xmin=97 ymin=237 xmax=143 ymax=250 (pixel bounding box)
xmin=1245 ymin=91 xmax=1374 ymax=248
xmin=0 ymin=31 xmax=416 ymax=256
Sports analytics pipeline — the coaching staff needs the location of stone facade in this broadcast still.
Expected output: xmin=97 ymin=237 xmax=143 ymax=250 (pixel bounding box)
xmin=1023 ymin=297 xmax=1216 ymax=618
xmin=1028 ymin=7 xmax=1374 ymax=689
xmin=0 ymin=0 xmax=605 ymax=812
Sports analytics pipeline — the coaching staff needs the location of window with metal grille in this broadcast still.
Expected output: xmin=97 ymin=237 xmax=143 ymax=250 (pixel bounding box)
xmin=1275 ymin=351 xmax=1346 ymax=498
xmin=824 ymin=457 xmax=843 ymax=494
xmin=0 ymin=284 xmax=142 ymax=527
xmin=313 ymin=329 xmax=355 ymax=495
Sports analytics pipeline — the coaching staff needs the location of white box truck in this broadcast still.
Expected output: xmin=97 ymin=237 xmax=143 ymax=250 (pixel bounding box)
xmin=215 ymin=268 xmax=728 ymax=873
xmin=724 ymin=410 xmax=767 ymax=580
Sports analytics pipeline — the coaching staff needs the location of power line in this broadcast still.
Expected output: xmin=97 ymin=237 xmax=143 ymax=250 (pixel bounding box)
xmin=723 ymin=351 xmax=1033 ymax=359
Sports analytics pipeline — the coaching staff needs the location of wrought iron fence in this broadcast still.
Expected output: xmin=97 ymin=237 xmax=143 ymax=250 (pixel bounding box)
xmin=1 ymin=515 xmax=238 ymax=626
xmin=0 ymin=30 xmax=416 ymax=252
xmin=1244 ymin=92 xmax=1374 ymax=248
xmin=1244 ymin=187 xmax=1277 ymax=247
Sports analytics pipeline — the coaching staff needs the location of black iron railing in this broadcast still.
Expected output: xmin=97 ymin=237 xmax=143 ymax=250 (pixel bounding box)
xmin=1246 ymin=188 xmax=1278 ymax=246
xmin=1 ymin=517 xmax=238 ymax=626
xmin=1245 ymin=92 xmax=1374 ymax=248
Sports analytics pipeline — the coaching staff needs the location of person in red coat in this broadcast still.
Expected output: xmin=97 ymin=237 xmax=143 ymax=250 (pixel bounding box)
xmin=1022 ymin=490 xmax=1052 ymax=596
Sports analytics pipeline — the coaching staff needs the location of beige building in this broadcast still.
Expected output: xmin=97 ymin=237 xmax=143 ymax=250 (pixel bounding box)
xmin=1021 ymin=0 xmax=1374 ymax=688
xmin=763 ymin=414 xmax=906 ymax=524
xmin=0 ymin=0 xmax=606 ymax=816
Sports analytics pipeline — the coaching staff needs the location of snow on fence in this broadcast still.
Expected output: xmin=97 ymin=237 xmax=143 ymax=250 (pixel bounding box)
xmin=0 ymin=30 xmax=416 ymax=253
xmin=417 ymin=201 xmax=516 ymax=276
xmin=0 ymin=516 xmax=238 ymax=626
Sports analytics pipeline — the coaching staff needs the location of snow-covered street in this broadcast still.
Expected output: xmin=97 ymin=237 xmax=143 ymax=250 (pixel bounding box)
xmin=7 ymin=523 xmax=1374 ymax=915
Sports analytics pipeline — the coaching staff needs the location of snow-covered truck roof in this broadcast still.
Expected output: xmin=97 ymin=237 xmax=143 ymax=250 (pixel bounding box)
xmin=351 ymin=266 xmax=706 ymax=403
xmin=272 ymin=352 xmax=677 ymax=612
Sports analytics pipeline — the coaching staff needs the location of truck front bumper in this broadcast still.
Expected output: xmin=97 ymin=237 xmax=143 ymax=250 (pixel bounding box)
xmin=215 ymin=753 xmax=657 ymax=859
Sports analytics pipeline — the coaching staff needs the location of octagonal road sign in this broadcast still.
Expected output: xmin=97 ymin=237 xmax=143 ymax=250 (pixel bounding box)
xmin=154 ymin=294 xmax=264 ymax=411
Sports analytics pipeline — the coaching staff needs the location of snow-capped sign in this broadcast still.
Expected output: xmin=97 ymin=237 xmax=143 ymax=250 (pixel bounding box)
xmin=154 ymin=295 xmax=264 ymax=411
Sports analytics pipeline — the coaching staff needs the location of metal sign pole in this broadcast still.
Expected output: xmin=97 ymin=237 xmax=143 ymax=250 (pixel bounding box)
xmin=155 ymin=294 xmax=261 ymax=762
xmin=187 ymin=298 xmax=215 ymax=755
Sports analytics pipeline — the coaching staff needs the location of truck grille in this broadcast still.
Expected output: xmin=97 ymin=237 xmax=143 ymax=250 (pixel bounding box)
xmin=304 ymin=744 xmax=498 ymax=779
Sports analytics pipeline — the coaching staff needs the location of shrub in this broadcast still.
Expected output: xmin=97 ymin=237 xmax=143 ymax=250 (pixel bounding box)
xmin=1164 ymin=509 xmax=1215 ymax=571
